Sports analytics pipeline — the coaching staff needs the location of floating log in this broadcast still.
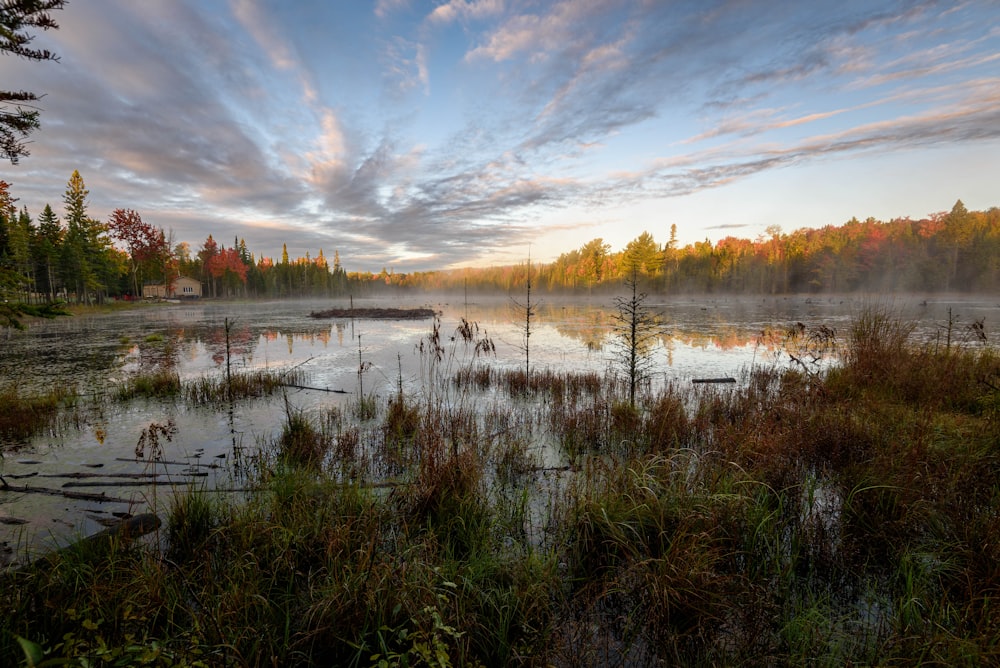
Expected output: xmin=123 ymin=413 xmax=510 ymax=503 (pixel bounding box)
xmin=63 ymin=480 xmax=177 ymax=488
xmin=0 ymin=517 xmax=29 ymax=525
xmin=39 ymin=472 xmax=162 ymax=480
xmin=0 ymin=480 xmax=133 ymax=504
xmin=115 ymin=457 xmax=222 ymax=468
xmin=692 ymin=377 xmax=737 ymax=384
xmin=309 ymin=307 xmax=436 ymax=320
xmin=282 ymin=383 xmax=348 ymax=394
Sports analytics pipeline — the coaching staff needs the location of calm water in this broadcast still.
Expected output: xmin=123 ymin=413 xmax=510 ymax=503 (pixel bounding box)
xmin=1 ymin=294 xmax=995 ymax=563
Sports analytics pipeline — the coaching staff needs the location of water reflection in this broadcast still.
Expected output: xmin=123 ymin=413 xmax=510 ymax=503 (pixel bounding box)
xmin=1 ymin=296 xmax=992 ymax=396
xmin=2 ymin=295 xmax=994 ymax=562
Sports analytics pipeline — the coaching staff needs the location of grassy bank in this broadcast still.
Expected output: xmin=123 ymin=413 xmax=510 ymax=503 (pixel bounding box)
xmin=2 ymin=308 xmax=999 ymax=666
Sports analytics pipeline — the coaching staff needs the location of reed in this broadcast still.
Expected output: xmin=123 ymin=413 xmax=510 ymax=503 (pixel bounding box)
xmin=184 ymin=367 xmax=305 ymax=404
xmin=3 ymin=309 xmax=1000 ymax=665
xmin=0 ymin=384 xmax=74 ymax=444
xmin=111 ymin=368 xmax=181 ymax=400
xmin=277 ymin=405 xmax=332 ymax=470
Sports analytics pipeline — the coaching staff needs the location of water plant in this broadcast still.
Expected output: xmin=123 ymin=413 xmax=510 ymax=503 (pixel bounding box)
xmin=3 ymin=308 xmax=1000 ymax=665
xmin=0 ymin=384 xmax=75 ymax=445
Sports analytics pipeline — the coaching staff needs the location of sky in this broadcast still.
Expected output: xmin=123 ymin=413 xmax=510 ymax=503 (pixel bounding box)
xmin=3 ymin=0 xmax=999 ymax=273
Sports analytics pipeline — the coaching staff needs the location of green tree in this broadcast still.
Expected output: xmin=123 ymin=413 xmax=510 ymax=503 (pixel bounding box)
xmin=7 ymin=206 xmax=35 ymax=299
xmin=1 ymin=0 xmax=66 ymax=164
xmin=579 ymin=238 xmax=611 ymax=290
xmin=33 ymin=202 xmax=61 ymax=299
xmin=198 ymin=234 xmax=219 ymax=297
xmin=942 ymin=199 xmax=971 ymax=291
xmin=0 ymin=181 xmax=67 ymax=327
xmin=61 ymin=170 xmax=112 ymax=303
xmin=621 ymin=231 xmax=660 ymax=278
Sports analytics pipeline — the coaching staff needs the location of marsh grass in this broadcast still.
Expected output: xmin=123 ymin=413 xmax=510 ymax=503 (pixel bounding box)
xmin=277 ymin=404 xmax=333 ymax=470
xmin=4 ymin=307 xmax=1000 ymax=666
xmin=0 ymin=384 xmax=75 ymax=444
xmin=111 ymin=368 xmax=182 ymax=400
xmin=108 ymin=367 xmax=305 ymax=403
xmin=184 ymin=367 xmax=305 ymax=404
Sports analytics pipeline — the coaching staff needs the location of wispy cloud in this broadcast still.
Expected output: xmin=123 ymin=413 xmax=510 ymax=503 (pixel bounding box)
xmin=3 ymin=0 xmax=998 ymax=271
xmin=428 ymin=0 xmax=504 ymax=26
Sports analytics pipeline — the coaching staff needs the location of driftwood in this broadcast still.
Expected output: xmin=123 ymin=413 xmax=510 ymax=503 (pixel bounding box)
xmin=692 ymin=377 xmax=737 ymax=384
xmin=0 ymin=479 xmax=133 ymax=504
xmin=282 ymin=383 xmax=349 ymax=394
xmin=62 ymin=480 xmax=198 ymax=488
xmin=29 ymin=472 xmax=162 ymax=480
xmin=0 ymin=517 xmax=28 ymax=525
xmin=115 ymin=457 xmax=222 ymax=468
xmin=309 ymin=307 xmax=436 ymax=320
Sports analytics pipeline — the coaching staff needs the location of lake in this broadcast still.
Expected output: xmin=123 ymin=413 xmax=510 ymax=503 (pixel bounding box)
xmin=1 ymin=293 xmax=995 ymax=564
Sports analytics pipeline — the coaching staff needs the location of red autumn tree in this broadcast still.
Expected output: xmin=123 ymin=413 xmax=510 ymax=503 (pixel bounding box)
xmin=107 ymin=208 xmax=168 ymax=297
xmin=206 ymin=246 xmax=247 ymax=296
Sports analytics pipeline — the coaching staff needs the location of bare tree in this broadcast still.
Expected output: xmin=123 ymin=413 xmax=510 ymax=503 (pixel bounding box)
xmin=612 ymin=267 xmax=664 ymax=407
xmin=510 ymin=250 xmax=537 ymax=382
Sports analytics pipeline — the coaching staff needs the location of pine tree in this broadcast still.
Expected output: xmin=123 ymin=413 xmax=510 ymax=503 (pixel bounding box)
xmin=6 ymin=206 xmax=35 ymax=300
xmin=1 ymin=1 xmax=67 ymax=163
xmin=35 ymin=202 xmax=61 ymax=300
xmin=61 ymin=170 xmax=111 ymax=303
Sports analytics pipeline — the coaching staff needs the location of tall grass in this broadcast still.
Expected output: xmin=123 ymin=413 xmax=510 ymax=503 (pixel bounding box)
xmin=0 ymin=384 xmax=75 ymax=445
xmin=3 ymin=308 xmax=1000 ymax=665
xmin=185 ymin=367 xmax=306 ymax=404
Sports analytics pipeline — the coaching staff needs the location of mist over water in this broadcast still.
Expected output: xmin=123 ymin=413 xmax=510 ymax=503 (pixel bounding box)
xmin=1 ymin=294 xmax=995 ymax=562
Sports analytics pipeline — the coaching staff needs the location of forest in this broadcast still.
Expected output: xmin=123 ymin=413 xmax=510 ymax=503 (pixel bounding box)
xmin=2 ymin=171 xmax=999 ymax=316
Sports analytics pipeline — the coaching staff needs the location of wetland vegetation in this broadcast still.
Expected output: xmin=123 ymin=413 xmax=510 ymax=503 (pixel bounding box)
xmin=1 ymin=303 xmax=999 ymax=666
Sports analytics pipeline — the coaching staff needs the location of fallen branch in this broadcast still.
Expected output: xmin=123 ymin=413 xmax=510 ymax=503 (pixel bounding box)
xmin=63 ymin=479 xmax=204 ymax=488
xmin=115 ymin=457 xmax=223 ymax=468
xmin=282 ymin=383 xmax=348 ymax=394
xmin=37 ymin=472 xmax=162 ymax=480
xmin=309 ymin=307 xmax=436 ymax=320
xmin=0 ymin=479 xmax=133 ymax=504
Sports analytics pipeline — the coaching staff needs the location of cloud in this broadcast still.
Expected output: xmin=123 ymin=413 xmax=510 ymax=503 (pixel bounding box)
xmin=375 ymin=0 xmax=410 ymax=20
xmin=229 ymin=0 xmax=297 ymax=70
xmin=706 ymin=223 xmax=751 ymax=230
xmin=626 ymin=91 xmax=1000 ymax=203
xmin=428 ymin=0 xmax=504 ymax=25
xmin=380 ymin=36 xmax=429 ymax=95
xmin=4 ymin=0 xmax=999 ymax=272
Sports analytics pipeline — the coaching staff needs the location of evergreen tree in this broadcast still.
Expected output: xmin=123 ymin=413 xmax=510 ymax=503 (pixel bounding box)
xmin=198 ymin=235 xmax=219 ymax=297
xmin=0 ymin=179 xmax=14 ymax=256
xmin=61 ymin=170 xmax=111 ymax=303
xmin=8 ymin=206 xmax=35 ymax=299
xmin=34 ymin=202 xmax=61 ymax=300
xmin=622 ymin=231 xmax=660 ymax=278
xmin=1 ymin=0 xmax=66 ymax=163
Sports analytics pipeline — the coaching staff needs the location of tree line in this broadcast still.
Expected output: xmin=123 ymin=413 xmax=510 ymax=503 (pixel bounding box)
xmin=2 ymin=171 xmax=997 ymax=320
xmin=378 ymin=201 xmax=1000 ymax=295
xmin=0 ymin=172 xmax=350 ymax=310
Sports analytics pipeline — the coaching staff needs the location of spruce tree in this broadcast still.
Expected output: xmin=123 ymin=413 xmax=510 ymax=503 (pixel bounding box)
xmin=1 ymin=0 xmax=67 ymax=163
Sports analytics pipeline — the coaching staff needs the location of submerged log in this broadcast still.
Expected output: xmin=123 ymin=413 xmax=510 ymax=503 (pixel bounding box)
xmin=282 ymin=383 xmax=348 ymax=394
xmin=692 ymin=377 xmax=737 ymax=384
xmin=309 ymin=307 xmax=436 ymax=320
xmin=114 ymin=457 xmax=222 ymax=468
xmin=7 ymin=513 xmax=162 ymax=572
xmin=0 ymin=479 xmax=133 ymax=503
xmin=62 ymin=480 xmax=195 ymax=488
